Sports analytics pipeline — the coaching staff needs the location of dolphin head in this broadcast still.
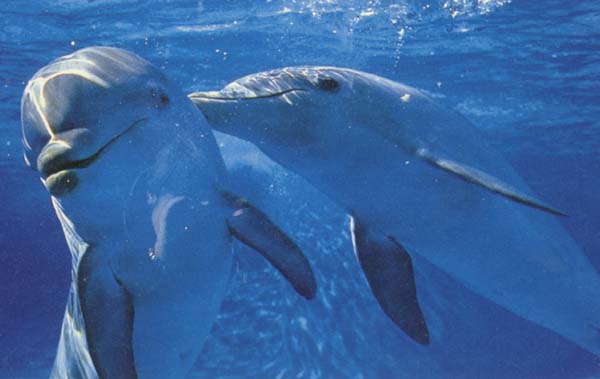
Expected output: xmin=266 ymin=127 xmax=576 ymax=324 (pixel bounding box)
xmin=189 ymin=67 xmax=378 ymax=151
xmin=22 ymin=47 xmax=220 ymax=235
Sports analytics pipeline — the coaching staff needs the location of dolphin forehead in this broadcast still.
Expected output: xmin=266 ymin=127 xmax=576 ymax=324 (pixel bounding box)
xmin=21 ymin=46 xmax=168 ymax=170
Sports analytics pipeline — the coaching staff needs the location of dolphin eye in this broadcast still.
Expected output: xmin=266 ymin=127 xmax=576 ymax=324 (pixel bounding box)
xmin=317 ymin=77 xmax=339 ymax=92
xmin=159 ymin=92 xmax=170 ymax=106
xmin=151 ymin=88 xmax=170 ymax=109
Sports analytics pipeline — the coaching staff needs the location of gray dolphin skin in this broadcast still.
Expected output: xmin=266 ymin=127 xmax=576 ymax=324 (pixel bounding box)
xmin=190 ymin=67 xmax=600 ymax=355
xmin=21 ymin=48 xmax=316 ymax=379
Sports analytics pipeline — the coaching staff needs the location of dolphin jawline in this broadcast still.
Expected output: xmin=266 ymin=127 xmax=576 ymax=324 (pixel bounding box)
xmin=189 ymin=88 xmax=306 ymax=102
xmin=43 ymin=118 xmax=147 ymax=178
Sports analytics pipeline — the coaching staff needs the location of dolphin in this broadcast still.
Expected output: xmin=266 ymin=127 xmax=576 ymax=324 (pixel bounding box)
xmin=21 ymin=48 xmax=316 ymax=379
xmin=189 ymin=66 xmax=600 ymax=354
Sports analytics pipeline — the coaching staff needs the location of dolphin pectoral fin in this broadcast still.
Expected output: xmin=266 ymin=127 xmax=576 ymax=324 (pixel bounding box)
xmin=78 ymin=247 xmax=137 ymax=379
xmin=224 ymin=194 xmax=317 ymax=299
xmin=350 ymin=216 xmax=430 ymax=345
xmin=415 ymin=148 xmax=567 ymax=217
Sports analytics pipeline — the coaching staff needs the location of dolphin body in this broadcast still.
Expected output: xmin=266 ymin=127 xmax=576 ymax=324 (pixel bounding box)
xmin=21 ymin=48 xmax=316 ymax=379
xmin=190 ymin=67 xmax=600 ymax=355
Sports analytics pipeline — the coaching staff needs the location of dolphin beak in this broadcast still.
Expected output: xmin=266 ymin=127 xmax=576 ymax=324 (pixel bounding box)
xmin=188 ymin=90 xmax=223 ymax=100
xmin=38 ymin=118 xmax=146 ymax=196
xmin=188 ymin=88 xmax=305 ymax=102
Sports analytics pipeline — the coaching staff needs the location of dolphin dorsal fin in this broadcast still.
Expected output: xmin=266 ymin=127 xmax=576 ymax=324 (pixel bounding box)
xmin=415 ymin=148 xmax=567 ymax=217
xmin=223 ymin=192 xmax=317 ymax=299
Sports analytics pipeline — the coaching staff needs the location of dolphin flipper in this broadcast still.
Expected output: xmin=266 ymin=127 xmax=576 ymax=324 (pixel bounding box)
xmin=78 ymin=248 xmax=136 ymax=379
xmin=415 ymin=148 xmax=567 ymax=217
xmin=224 ymin=193 xmax=317 ymax=299
xmin=350 ymin=216 xmax=429 ymax=345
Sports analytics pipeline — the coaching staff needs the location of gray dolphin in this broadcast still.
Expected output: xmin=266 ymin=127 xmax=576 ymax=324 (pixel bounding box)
xmin=189 ymin=66 xmax=600 ymax=354
xmin=22 ymin=48 xmax=316 ymax=379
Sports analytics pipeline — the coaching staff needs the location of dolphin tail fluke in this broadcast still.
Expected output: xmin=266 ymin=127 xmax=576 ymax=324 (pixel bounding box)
xmin=349 ymin=216 xmax=430 ymax=345
xmin=224 ymin=192 xmax=317 ymax=299
xmin=415 ymin=148 xmax=567 ymax=217
xmin=78 ymin=247 xmax=137 ymax=379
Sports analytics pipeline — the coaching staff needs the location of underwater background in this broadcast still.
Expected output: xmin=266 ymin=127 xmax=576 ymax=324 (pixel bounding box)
xmin=1 ymin=0 xmax=599 ymax=378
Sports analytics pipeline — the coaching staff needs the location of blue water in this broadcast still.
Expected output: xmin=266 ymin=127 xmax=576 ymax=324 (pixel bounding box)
xmin=1 ymin=0 xmax=600 ymax=378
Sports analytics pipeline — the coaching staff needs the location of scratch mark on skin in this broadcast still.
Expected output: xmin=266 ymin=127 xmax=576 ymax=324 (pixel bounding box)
xmin=151 ymin=195 xmax=186 ymax=260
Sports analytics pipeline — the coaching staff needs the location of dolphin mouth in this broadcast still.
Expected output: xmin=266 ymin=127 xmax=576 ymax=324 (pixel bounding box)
xmin=42 ymin=118 xmax=147 ymax=179
xmin=189 ymin=88 xmax=306 ymax=102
